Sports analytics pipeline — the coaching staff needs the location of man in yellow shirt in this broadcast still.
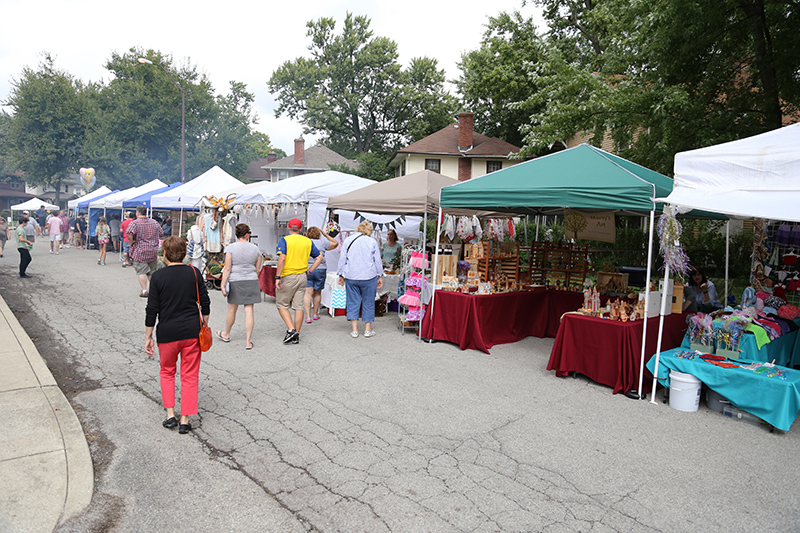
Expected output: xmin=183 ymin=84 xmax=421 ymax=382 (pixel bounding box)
xmin=275 ymin=218 xmax=323 ymax=344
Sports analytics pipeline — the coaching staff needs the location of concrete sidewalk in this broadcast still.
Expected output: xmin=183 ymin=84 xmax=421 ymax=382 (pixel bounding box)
xmin=0 ymin=294 xmax=93 ymax=532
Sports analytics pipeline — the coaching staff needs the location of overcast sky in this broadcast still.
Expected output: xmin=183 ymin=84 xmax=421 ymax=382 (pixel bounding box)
xmin=1 ymin=0 xmax=545 ymax=156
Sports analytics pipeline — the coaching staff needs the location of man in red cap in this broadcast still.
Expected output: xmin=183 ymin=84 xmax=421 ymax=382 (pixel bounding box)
xmin=275 ymin=218 xmax=323 ymax=344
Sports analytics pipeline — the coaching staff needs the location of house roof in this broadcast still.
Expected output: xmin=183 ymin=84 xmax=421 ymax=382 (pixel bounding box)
xmin=264 ymin=145 xmax=360 ymax=172
xmin=389 ymin=124 xmax=521 ymax=167
xmin=245 ymin=158 xmax=273 ymax=181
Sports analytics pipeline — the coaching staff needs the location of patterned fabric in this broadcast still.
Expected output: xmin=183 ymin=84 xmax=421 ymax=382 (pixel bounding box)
xmin=331 ymin=288 xmax=347 ymax=309
xmin=128 ymin=217 xmax=163 ymax=263
xmin=764 ymin=295 xmax=786 ymax=309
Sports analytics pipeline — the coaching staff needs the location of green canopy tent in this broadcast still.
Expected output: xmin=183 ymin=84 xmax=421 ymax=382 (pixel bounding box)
xmin=434 ymin=143 xmax=722 ymax=399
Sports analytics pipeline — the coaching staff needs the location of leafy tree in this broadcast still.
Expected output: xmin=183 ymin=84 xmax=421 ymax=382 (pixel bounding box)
xmin=269 ymin=13 xmax=457 ymax=155
xmin=519 ymin=0 xmax=800 ymax=174
xmin=456 ymin=12 xmax=544 ymax=147
xmin=4 ymin=54 xmax=91 ymax=201
xmin=252 ymin=131 xmax=286 ymax=159
xmin=0 ymin=112 xmax=14 ymax=179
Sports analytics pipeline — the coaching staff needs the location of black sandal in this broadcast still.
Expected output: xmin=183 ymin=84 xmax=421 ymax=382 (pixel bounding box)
xmin=162 ymin=416 xmax=178 ymax=429
xmin=178 ymin=423 xmax=192 ymax=434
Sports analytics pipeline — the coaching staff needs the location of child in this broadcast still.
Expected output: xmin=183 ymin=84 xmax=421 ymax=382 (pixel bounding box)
xmin=96 ymin=216 xmax=110 ymax=265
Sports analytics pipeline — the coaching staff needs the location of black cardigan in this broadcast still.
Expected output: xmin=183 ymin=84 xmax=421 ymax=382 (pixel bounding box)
xmin=145 ymin=264 xmax=211 ymax=344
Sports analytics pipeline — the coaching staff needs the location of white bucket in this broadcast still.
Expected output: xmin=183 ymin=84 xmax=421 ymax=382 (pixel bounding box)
xmin=669 ymin=370 xmax=702 ymax=412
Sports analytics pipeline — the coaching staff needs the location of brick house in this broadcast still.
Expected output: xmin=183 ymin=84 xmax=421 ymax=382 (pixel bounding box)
xmin=388 ymin=112 xmax=522 ymax=181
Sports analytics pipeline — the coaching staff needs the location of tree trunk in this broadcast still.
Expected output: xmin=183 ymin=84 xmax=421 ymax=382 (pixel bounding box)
xmin=737 ymin=0 xmax=783 ymax=130
xmin=54 ymin=179 xmax=62 ymax=204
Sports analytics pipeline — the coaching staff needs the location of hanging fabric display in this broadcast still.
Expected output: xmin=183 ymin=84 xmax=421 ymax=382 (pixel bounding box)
xmin=456 ymin=216 xmax=474 ymax=241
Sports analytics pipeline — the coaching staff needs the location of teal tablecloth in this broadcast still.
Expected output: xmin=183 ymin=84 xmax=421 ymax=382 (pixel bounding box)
xmin=648 ymin=349 xmax=800 ymax=431
xmin=680 ymin=321 xmax=800 ymax=368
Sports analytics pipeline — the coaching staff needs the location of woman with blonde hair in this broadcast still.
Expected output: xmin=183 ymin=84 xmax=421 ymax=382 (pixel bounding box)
xmin=337 ymin=221 xmax=383 ymax=338
xmin=304 ymin=226 xmax=338 ymax=322
xmin=96 ymin=216 xmax=110 ymax=265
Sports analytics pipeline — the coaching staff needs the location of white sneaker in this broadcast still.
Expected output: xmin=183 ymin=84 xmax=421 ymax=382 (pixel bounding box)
xmin=364 ymin=330 xmax=376 ymax=338
xmin=350 ymin=331 xmax=359 ymax=338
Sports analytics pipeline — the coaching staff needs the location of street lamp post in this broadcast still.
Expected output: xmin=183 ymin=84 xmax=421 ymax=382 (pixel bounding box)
xmin=138 ymin=58 xmax=186 ymax=183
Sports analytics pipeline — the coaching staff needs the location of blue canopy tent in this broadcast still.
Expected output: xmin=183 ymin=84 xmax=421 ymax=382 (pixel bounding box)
xmin=123 ymin=182 xmax=182 ymax=210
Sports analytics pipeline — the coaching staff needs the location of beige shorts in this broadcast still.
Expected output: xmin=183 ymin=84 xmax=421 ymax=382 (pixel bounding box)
xmin=276 ymin=273 xmax=307 ymax=310
xmin=133 ymin=260 xmax=160 ymax=276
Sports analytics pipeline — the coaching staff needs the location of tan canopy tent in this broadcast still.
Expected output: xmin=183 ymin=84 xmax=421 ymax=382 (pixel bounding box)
xmin=326 ymin=170 xmax=456 ymax=215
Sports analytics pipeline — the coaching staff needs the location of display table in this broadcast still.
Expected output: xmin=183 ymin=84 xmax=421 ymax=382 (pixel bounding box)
xmin=679 ymin=322 xmax=800 ymax=368
xmin=421 ymin=290 xmax=560 ymax=353
xmin=647 ymin=349 xmax=800 ymax=431
xmin=547 ymin=312 xmax=688 ymax=394
xmin=420 ymin=289 xmax=630 ymax=353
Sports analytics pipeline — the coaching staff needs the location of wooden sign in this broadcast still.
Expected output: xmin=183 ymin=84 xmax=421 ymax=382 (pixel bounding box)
xmin=564 ymin=209 xmax=616 ymax=243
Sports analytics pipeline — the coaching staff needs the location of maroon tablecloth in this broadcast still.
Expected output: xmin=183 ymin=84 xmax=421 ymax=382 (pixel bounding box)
xmin=421 ymin=290 xmax=585 ymax=353
xmin=258 ymin=265 xmax=277 ymax=297
xmin=547 ymin=312 xmax=688 ymax=394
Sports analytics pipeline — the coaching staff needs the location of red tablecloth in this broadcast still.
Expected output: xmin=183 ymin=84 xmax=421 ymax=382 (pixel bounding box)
xmin=258 ymin=265 xmax=277 ymax=297
xmin=547 ymin=312 xmax=688 ymax=394
xmin=421 ymin=290 xmax=585 ymax=353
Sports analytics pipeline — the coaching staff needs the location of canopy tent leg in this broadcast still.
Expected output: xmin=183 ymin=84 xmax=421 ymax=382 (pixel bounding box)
xmin=427 ymin=208 xmax=444 ymax=344
xmin=725 ymin=220 xmax=730 ymax=304
xmin=523 ymin=216 xmax=528 ymax=246
xmin=630 ymin=209 xmax=656 ymax=400
xmin=418 ymin=213 xmax=430 ymax=342
xmin=535 ymin=215 xmax=540 ymax=242
xmin=650 ymin=261 xmax=672 ymax=404
xmin=179 ymin=207 xmax=184 ymax=237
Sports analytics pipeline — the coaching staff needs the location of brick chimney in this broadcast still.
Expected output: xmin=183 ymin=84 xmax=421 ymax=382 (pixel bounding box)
xmin=457 ymin=112 xmax=474 ymax=151
xmin=294 ymin=138 xmax=305 ymax=165
xmin=267 ymin=152 xmax=277 ymax=164
xmin=458 ymin=159 xmax=472 ymax=181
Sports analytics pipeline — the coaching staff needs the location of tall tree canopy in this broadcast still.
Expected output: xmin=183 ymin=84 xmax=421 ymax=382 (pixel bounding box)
xmin=4 ymin=54 xmax=91 ymax=200
xmin=456 ymin=12 xmax=543 ymax=147
xmin=516 ymin=0 xmax=800 ymax=174
xmin=269 ymin=13 xmax=457 ymax=156
xmin=2 ymin=48 xmax=273 ymax=193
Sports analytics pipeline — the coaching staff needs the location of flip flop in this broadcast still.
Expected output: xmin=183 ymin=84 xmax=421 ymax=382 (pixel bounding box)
xmin=215 ymin=331 xmax=230 ymax=343
xmin=245 ymin=342 xmax=254 ymax=350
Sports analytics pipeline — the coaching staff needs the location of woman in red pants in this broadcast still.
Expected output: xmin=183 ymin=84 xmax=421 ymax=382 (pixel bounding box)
xmin=145 ymin=236 xmax=211 ymax=434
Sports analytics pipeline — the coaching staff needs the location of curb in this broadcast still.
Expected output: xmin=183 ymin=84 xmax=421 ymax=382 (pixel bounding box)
xmin=0 ymin=294 xmax=94 ymax=529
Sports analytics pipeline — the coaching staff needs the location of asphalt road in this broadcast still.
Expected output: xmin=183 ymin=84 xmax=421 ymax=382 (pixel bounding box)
xmin=1 ymin=243 xmax=799 ymax=532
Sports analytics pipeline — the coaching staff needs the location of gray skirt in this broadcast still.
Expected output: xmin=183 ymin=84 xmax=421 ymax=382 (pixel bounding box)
xmin=227 ymin=279 xmax=261 ymax=305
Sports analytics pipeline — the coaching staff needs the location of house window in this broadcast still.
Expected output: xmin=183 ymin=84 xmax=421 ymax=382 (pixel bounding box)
xmin=64 ymin=183 xmax=69 ymax=193
xmin=276 ymin=170 xmax=289 ymax=182
xmin=9 ymin=179 xmax=21 ymax=189
xmin=425 ymin=159 xmax=441 ymax=173
xmin=401 ymin=160 xmax=406 ymax=176
xmin=486 ymin=161 xmax=503 ymax=174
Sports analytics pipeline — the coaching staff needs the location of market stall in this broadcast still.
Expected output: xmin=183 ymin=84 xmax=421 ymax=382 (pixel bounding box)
xmin=67 ymin=186 xmax=113 ymax=212
xmin=150 ymin=165 xmax=244 ymax=235
xmin=650 ymin=123 xmax=800 ymax=406
xmin=647 ymin=349 xmax=800 ymax=431
xmin=433 ymin=144 xmax=701 ymax=395
xmin=326 ymin=170 xmax=462 ymax=327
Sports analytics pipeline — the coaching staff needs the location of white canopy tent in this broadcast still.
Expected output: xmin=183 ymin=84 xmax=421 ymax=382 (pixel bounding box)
xmin=11 ymin=197 xmax=59 ymax=211
xmin=68 ymin=186 xmax=113 ymax=210
xmin=663 ymin=123 xmax=800 ymax=222
xmin=650 ymin=123 xmax=800 ymax=399
xmin=150 ymin=166 xmax=244 ymax=210
xmin=232 ymin=171 xmax=422 ymax=257
xmin=150 ymin=166 xmax=244 ymax=234
xmin=88 ymin=179 xmax=166 ymax=211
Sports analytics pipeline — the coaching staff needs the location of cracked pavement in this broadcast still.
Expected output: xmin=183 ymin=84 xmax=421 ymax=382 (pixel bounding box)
xmin=2 ymin=245 xmax=800 ymax=531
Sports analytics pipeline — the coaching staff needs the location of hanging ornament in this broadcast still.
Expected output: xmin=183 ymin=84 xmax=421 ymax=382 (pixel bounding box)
xmin=657 ymin=206 xmax=691 ymax=277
